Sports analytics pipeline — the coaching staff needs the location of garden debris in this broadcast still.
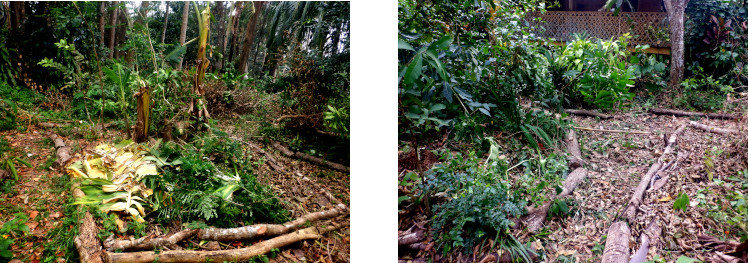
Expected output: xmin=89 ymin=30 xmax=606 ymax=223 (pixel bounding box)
xmin=66 ymin=141 xmax=159 ymax=223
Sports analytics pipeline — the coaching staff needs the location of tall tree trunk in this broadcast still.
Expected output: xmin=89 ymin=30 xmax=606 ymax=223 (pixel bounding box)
xmin=222 ymin=2 xmax=234 ymax=68
xmin=116 ymin=5 xmax=128 ymax=59
xmin=214 ymin=1 xmax=226 ymax=72
xmin=227 ymin=2 xmax=244 ymax=69
xmin=108 ymin=1 xmax=118 ymax=59
xmin=238 ymin=2 xmax=264 ymax=74
xmin=664 ymin=0 xmax=689 ymax=92
xmin=161 ymin=2 xmax=170 ymax=44
xmin=177 ymin=1 xmax=190 ymax=70
xmin=99 ymin=2 xmax=107 ymax=47
xmin=9 ymin=2 xmax=24 ymax=30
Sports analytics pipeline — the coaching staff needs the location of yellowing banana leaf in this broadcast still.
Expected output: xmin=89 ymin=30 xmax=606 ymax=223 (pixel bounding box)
xmin=214 ymin=184 xmax=240 ymax=200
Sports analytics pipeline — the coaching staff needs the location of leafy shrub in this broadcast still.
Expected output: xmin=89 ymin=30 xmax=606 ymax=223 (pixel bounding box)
xmin=147 ymin=134 xmax=289 ymax=227
xmin=675 ymin=67 xmax=733 ymax=111
xmin=554 ymin=35 xmax=636 ymax=110
xmin=0 ymin=98 xmax=17 ymax=131
xmin=323 ymin=103 xmax=350 ymax=139
xmin=0 ymin=213 xmax=30 ymax=259
xmin=419 ymin=152 xmax=530 ymax=258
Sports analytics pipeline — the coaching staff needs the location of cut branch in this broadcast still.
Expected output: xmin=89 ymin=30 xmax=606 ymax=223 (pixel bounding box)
xmin=574 ymin=126 xmax=650 ymax=134
xmin=564 ymin=109 xmax=612 ymax=119
xmin=649 ymin=108 xmax=740 ymax=120
xmin=688 ymin=121 xmax=738 ymax=135
xmin=104 ymin=205 xmax=347 ymax=251
xmin=629 ymin=218 xmax=661 ymax=263
xmin=197 ymin=204 xmax=347 ymax=241
xmin=566 ymin=129 xmax=584 ymax=169
xmin=521 ymin=168 xmax=587 ymax=232
xmin=271 ymin=142 xmax=350 ymax=173
xmin=104 ymin=229 xmax=199 ymax=252
xmin=104 ymin=227 xmax=324 ymax=263
xmin=601 ymin=221 xmax=631 ymax=263
xmin=623 ymin=124 xmax=686 ymax=223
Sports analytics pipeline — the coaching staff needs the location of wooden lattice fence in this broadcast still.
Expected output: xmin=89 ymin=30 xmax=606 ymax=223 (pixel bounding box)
xmin=527 ymin=11 xmax=670 ymax=47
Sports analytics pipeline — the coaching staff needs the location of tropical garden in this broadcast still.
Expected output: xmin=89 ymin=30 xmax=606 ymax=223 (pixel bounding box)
xmin=398 ymin=0 xmax=747 ymax=262
xmin=0 ymin=1 xmax=349 ymax=262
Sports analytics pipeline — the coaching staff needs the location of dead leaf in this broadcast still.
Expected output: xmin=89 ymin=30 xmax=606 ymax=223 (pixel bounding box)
xmin=49 ymin=211 xmax=62 ymax=218
xmin=657 ymin=195 xmax=673 ymax=202
xmin=29 ymin=210 xmax=39 ymax=220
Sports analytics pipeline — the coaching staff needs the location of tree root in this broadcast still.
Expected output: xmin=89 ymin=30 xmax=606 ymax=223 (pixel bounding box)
xmin=649 ymin=108 xmax=740 ymax=120
xmin=271 ymin=142 xmax=350 ymax=173
xmin=688 ymin=121 xmax=739 ymax=135
xmin=564 ymin=109 xmax=612 ymax=119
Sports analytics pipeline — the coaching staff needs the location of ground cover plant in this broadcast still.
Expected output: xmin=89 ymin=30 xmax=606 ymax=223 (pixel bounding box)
xmin=0 ymin=1 xmax=349 ymax=262
xmin=399 ymin=0 xmax=748 ymax=262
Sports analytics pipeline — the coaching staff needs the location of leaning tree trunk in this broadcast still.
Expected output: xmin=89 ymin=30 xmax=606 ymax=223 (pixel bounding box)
xmin=238 ymin=1 xmax=264 ymax=74
xmin=177 ymin=1 xmax=190 ymax=70
xmin=99 ymin=2 xmax=107 ymax=47
xmin=664 ymin=0 xmax=689 ymax=91
xmin=108 ymin=1 xmax=118 ymax=59
xmin=160 ymin=2 xmax=170 ymax=44
xmin=214 ymin=1 xmax=226 ymax=72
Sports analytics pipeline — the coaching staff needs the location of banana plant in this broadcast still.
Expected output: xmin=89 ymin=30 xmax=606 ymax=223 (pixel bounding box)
xmin=191 ymin=2 xmax=211 ymax=121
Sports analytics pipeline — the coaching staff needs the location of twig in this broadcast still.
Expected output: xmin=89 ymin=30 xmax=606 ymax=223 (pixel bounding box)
xmin=574 ymin=126 xmax=650 ymax=134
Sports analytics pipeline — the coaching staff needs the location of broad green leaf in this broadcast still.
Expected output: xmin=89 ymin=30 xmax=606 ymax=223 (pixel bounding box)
xmin=675 ymin=256 xmax=699 ymax=263
xmin=398 ymin=39 xmax=415 ymax=51
xmin=429 ymin=35 xmax=453 ymax=52
xmin=403 ymin=53 xmax=423 ymax=86
xmin=673 ymin=192 xmax=689 ymax=212
xmin=520 ymin=125 xmax=539 ymax=150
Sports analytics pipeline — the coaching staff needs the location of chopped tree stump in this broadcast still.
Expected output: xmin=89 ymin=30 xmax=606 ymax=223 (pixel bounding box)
xmin=564 ymin=109 xmax=612 ymax=119
xmin=601 ymin=221 xmax=631 ymax=263
xmin=649 ymin=108 xmax=740 ymax=120
xmin=49 ymin=133 xmax=71 ymax=168
xmin=271 ymin=142 xmax=350 ymax=173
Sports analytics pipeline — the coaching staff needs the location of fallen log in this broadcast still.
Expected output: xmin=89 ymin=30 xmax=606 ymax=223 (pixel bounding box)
xmin=574 ymin=126 xmax=650 ymax=134
xmin=628 ymin=218 xmax=661 ymax=263
xmin=271 ymin=142 xmax=350 ymax=173
xmin=601 ymin=221 xmax=631 ymax=263
xmin=197 ymin=204 xmax=347 ymax=241
xmin=37 ymin=122 xmax=68 ymax=128
xmin=566 ymin=129 xmax=584 ymax=169
xmin=73 ymin=176 xmax=104 ymax=262
xmin=520 ymin=168 xmax=588 ymax=232
xmin=688 ymin=121 xmax=738 ymax=135
xmin=622 ymin=124 xmax=686 ymax=223
xmin=649 ymin=108 xmax=740 ymax=120
xmin=48 ymin=133 xmax=71 ymax=168
xmin=105 ymin=226 xmax=328 ymax=263
xmin=104 ymin=204 xmax=347 ymax=251
xmin=564 ymin=109 xmax=612 ymax=119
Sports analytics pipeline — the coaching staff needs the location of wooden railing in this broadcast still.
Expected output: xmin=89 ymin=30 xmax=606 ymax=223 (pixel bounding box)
xmin=527 ymin=11 xmax=670 ymax=47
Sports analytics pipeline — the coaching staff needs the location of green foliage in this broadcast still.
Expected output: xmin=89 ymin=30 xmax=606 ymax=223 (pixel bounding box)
xmin=0 ymin=98 xmax=17 ymax=131
xmin=419 ymin=152 xmax=531 ymax=257
xmin=0 ymin=33 xmax=18 ymax=87
xmin=674 ymin=192 xmax=690 ymax=212
xmin=675 ymin=256 xmax=700 ymax=263
xmin=147 ymin=133 xmax=289 ymax=227
xmin=323 ymin=103 xmax=350 ymax=139
xmin=555 ymin=35 xmax=636 ymax=110
xmin=675 ymin=67 xmax=733 ymax=111
xmin=0 ymin=213 xmax=30 ymax=259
